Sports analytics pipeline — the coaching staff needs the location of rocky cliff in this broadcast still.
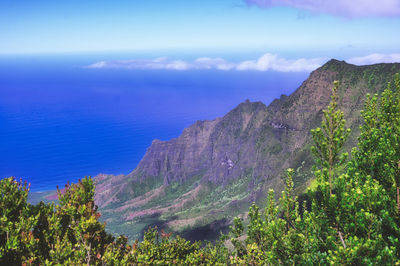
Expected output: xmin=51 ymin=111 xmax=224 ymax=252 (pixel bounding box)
xmin=95 ymin=59 xmax=400 ymax=241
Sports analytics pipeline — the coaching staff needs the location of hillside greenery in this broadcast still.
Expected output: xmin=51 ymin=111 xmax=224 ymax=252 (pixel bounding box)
xmin=1 ymin=74 xmax=400 ymax=264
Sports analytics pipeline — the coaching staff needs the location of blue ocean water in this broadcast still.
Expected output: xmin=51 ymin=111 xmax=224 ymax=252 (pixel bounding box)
xmin=0 ymin=54 xmax=309 ymax=191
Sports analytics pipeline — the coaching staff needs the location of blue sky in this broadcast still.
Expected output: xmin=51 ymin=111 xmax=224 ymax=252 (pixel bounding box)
xmin=1 ymin=0 xmax=400 ymax=66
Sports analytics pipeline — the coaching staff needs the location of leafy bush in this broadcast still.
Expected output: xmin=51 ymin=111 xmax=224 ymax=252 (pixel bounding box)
xmin=228 ymin=74 xmax=400 ymax=264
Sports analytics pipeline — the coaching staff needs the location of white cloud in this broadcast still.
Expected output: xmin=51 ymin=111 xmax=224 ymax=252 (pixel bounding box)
xmin=246 ymin=0 xmax=400 ymax=17
xmin=236 ymin=53 xmax=324 ymax=72
xmin=193 ymin=57 xmax=235 ymax=70
xmin=86 ymin=57 xmax=190 ymax=70
xmin=86 ymin=54 xmax=325 ymax=72
xmin=347 ymin=53 xmax=400 ymax=65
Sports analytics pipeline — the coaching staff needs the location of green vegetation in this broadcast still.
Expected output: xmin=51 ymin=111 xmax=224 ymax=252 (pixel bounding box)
xmin=119 ymin=174 xmax=164 ymax=202
xmin=1 ymin=74 xmax=400 ymax=264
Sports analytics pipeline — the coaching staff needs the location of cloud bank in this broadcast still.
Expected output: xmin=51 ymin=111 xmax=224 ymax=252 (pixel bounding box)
xmin=245 ymin=0 xmax=400 ymax=17
xmin=86 ymin=54 xmax=325 ymax=72
xmin=347 ymin=53 xmax=400 ymax=65
xmin=87 ymin=53 xmax=400 ymax=72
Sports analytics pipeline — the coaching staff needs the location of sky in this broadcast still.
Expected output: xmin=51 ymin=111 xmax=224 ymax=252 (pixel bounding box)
xmin=1 ymin=0 xmax=400 ymax=67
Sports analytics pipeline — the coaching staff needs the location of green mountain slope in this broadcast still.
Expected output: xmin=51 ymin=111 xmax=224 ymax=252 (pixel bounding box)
xmin=42 ymin=59 xmax=400 ymax=241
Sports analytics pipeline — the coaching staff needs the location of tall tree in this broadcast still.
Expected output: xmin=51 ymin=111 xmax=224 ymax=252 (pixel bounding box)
xmin=310 ymin=80 xmax=351 ymax=195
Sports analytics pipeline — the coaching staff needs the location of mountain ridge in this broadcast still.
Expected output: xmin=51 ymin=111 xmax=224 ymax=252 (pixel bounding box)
xmin=34 ymin=59 xmax=400 ymax=241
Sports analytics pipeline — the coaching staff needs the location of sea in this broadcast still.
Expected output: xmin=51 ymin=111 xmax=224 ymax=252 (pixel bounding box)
xmin=0 ymin=52 xmax=309 ymax=191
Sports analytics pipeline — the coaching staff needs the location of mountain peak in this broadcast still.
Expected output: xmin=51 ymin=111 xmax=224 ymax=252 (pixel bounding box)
xmin=319 ymin=59 xmax=349 ymax=71
xmin=229 ymin=99 xmax=266 ymax=115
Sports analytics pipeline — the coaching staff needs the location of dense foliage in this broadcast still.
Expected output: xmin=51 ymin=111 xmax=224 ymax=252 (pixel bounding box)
xmin=229 ymin=73 xmax=400 ymax=264
xmin=1 ymin=74 xmax=400 ymax=264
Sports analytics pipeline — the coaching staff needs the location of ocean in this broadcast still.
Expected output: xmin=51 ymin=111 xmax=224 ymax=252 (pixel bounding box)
xmin=0 ymin=53 xmax=309 ymax=191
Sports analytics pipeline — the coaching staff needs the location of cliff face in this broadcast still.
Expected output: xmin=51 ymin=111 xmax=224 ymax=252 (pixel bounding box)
xmin=95 ymin=60 xmax=400 ymax=241
xmin=133 ymin=100 xmax=269 ymax=185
